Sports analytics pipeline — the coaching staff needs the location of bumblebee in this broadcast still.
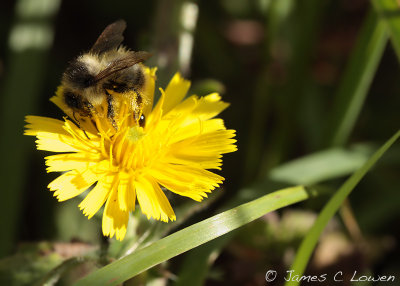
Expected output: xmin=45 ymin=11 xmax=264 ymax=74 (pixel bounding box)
xmin=60 ymin=20 xmax=151 ymax=128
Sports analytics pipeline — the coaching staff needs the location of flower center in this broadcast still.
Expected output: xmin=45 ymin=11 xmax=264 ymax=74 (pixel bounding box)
xmin=126 ymin=126 xmax=146 ymax=143
xmin=110 ymin=119 xmax=148 ymax=172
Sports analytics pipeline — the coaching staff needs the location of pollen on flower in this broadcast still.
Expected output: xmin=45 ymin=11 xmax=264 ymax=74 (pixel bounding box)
xmin=127 ymin=126 xmax=146 ymax=143
xmin=25 ymin=68 xmax=237 ymax=240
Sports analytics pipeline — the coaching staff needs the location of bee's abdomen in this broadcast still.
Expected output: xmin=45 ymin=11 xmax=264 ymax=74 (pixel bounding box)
xmin=103 ymin=65 xmax=145 ymax=93
xmin=103 ymin=80 xmax=130 ymax=93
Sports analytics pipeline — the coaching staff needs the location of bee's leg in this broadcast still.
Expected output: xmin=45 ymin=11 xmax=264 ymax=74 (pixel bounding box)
xmin=130 ymin=87 xmax=143 ymax=123
xmin=72 ymin=111 xmax=91 ymax=140
xmin=136 ymin=91 xmax=146 ymax=127
xmin=90 ymin=118 xmax=99 ymax=133
xmin=82 ymin=129 xmax=91 ymax=140
xmin=84 ymin=101 xmax=97 ymax=132
xmin=72 ymin=111 xmax=79 ymax=123
xmin=105 ymin=91 xmax=118 ymax=130
xmin=132 ymin=86 xmax=142 ymax=105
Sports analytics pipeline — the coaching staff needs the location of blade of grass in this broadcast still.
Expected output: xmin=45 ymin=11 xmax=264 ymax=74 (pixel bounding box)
xmin=372 ymin=0 xmax=400 ymax=61
xmin=174 ymin=142 xmax=383 ymax=286
xmin=327 ymin=9 xmax=388 ymax=147
xmin=284 ymin=129 xmax=400 ymax=286
xmin=172 ymin=180 xmax=297 ymax=286
xmin=325 ymin=8 xmax=388 ymax=260
xmin=73 ymin=185 xmax=313 ymax=286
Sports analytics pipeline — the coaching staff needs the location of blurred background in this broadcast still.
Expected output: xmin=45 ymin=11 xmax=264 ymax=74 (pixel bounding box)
xmin=0 ymin=0 xmax=399 ymax=285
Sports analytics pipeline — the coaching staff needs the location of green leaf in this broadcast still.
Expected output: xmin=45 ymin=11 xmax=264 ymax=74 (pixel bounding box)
xmin=372 ymin=0 xmax=400 ymax=61
xmin=327 ymin=9 xmax=388 ymax=147
xmin=284 ymin=129 xmax=400 ymax=286
xmin=73 ymin=185 xmax=311 ymax=286
xmin=269 ymin=147 xmax=373 ymax=185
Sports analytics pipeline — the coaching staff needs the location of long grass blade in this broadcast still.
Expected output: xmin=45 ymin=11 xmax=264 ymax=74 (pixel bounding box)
xmin=73 ymin=185 xmax=310 ymax=286
xmin=372 ymin=0 xmax=400 ymax=61
xmin=285 ymin=129 xmax=400 ymax=286
xmin=327 ymin=9 xmax=388 ymax=147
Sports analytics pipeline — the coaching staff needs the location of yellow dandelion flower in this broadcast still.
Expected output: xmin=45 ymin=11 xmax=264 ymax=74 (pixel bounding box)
xmin=25 ymin=68 xmax=237 ymax=240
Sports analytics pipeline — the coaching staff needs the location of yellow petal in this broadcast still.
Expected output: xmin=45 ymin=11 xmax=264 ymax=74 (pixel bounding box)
xmin=171 ymin=129 xmax=237 ymax=155
xmin=24 ymin=115 xmax=69 ymax=136
xmin=48 ymin=168 xmax=98 ymax=201
xmin=193 ymin=93 xmax=230 ymax=120
xmin=164 ymin=94 xmax=229 ymax=133
xmin=30 ymin=118 xmax=99 ymax=153
xmin=162 ymin=72 xmax=191 ymax=114
xmin=78 ymin=174 xmax=115 ymax=219
xmin=35 ymin=133 xmax=81 ymax=152
xmin=146 ymin=89 xmax=165 ymax=129
xmin=165 ymin=129 xmax=236 ymax=170
xmin=142 ymin=67 xmax=157 ymax=117
xmin=164 ymin=95 xmax=197 ymax=120
xmin=135 ymin=176 xmax=175 ymax=222
xmin=45 ymin=153 xmax=102 ymax=172
xmin=151 ymin=164 xmax=224 ymax=201
xmin=149 ymin=178 xmax=176 ymax=222
xmin=118 ymin=172 xmax=136 ymax=211
xmin=102 ymin=186 xmax=129 ymax=240
xmin=169 ymin=119 xmax=228 ymax=143
xmin=165 ymin=155 xmax=222 ymax=171
xmin=154 ymin=178 xmax=206 ymax=202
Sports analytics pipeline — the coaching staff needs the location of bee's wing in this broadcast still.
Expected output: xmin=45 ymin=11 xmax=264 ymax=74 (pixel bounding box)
xmin=91 ymin=20 xmax=127 ymax=54
xmin=94 ymin=51 xmax=152 ymax=82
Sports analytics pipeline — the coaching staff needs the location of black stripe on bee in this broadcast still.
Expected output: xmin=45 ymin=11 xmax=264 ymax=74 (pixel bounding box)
xmin=64 ymin=59 xmax=96 ymax=88
xmin=103 ymin=68 xmax=145 ymax=93
xmin=103 ymin=80 xmax=131 ymax=93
